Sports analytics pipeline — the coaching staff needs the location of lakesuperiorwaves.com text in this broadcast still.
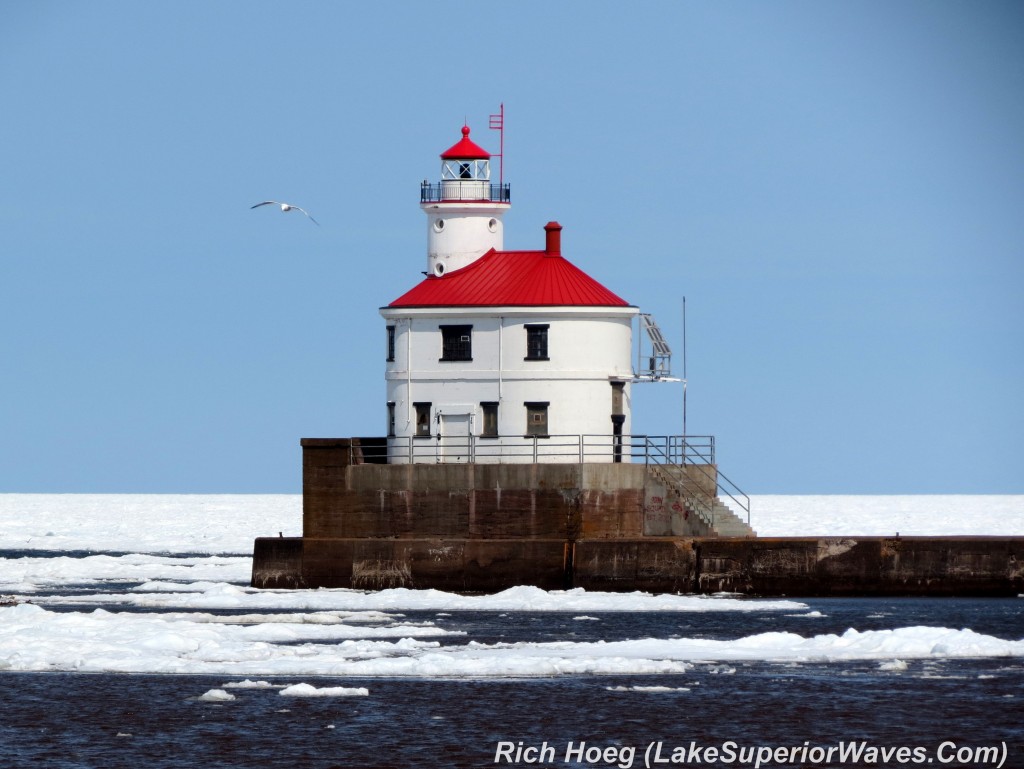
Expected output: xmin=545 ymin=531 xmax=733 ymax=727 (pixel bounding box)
xmin=494 ymin=739 xmax=1009 ymax=768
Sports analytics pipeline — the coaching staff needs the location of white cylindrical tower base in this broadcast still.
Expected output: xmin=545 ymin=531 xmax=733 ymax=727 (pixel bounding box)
xmin=422 ymin=201 xmax=509 ymax=276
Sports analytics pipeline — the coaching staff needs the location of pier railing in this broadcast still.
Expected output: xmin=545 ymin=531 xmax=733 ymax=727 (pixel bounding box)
xmin=374 ymin=433 xmax=716 ymax=465
xmin=357 ymin=434 xmax=749 ymax=524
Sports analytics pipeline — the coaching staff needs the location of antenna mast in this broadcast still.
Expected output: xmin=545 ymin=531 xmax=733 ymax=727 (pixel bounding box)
xmin=489 ymin=103 xmax=505 ymax=187
xmin=682 ymin=296 xmax=688 ymax=452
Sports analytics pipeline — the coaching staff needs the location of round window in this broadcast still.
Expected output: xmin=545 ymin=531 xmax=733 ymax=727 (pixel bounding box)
xmin=434 ymin=262 xmax=445 ymax=276
xmin=488 ymin=218 xmax=498 ymax=232
xmin=433 ymin=219 xmax=445 ymax=232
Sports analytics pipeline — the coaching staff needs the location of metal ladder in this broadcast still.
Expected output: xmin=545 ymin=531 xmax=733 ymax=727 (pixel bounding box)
xmin=637 ymin=313 xmax=673 ymax=380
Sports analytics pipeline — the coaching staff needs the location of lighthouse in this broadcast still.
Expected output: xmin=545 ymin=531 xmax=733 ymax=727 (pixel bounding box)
xmin=381 ymin=123 xmax=639 ymax=464
xmin=250 ymin=115 xmax=755 ymax=596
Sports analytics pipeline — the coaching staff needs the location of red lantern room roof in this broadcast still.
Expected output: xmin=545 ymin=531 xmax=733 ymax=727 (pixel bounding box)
xmin=440 ymin=125 xmax=491 ymax=160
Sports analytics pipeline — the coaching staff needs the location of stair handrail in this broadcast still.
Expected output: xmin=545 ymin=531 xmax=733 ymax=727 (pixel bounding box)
xmin=643 ymin=437 xmax=717 ymax=528
xmin=675 ymin=436 xmax=750 ymax=525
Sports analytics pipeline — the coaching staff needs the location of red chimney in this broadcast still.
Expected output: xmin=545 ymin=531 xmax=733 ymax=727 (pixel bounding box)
xmin=544 ymin=221 xmax=562 ymax=256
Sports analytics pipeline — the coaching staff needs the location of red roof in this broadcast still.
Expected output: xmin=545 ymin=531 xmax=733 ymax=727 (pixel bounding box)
xmin=388 ymin=248 xmax=630 ymax=309
xmin=440 ymin=125 xmax=491 ymax=160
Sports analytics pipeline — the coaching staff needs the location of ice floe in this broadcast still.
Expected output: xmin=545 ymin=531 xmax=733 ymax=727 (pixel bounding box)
xmin=199 ymin=689 xmax=236 ymax=702
xmin=0 ymin=554 xmax=250 ymax=591
xmin=2 ymin=494 xmax=1022 ymax=681
xmin=27 ymin=583 xmax=808 ymax=613
xmin=280 ymin=683 xmax=369 ymax=697
xmin=1 ymin=602 xmax=1021 ymax=677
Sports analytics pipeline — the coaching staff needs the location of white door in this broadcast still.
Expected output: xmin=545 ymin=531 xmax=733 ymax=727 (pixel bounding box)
xmin=439 ymin=413 xmax=472 ymax=463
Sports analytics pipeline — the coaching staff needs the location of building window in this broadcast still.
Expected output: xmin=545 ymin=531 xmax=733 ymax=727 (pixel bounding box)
xmin=414 ymin=402 xmax=432 ymax=437
xmin=386 ymin=402 xmax=396 ymax=437
xmin=525 ymin=401 xmax=549 ymax=437
xmin=440 ymin=325 xmax=472 ymax=361
xmin=525 ymin=324 xmax=549 ymax=360
xmin=386 ymin=326 xmax=395 ymax=362
xmin=481 ymin=402 xmax=498 ymax=437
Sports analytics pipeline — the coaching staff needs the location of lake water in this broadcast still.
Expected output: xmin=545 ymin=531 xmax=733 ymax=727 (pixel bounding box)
xmin=1 ymin=495 xmax=1022 ymax=768
xmin=2 ymin=597 xmax=1022 ymax=769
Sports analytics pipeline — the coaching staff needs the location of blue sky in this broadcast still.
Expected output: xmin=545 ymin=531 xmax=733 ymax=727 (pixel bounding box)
xmin=1 ymin=2 xmax=1021 ymax=494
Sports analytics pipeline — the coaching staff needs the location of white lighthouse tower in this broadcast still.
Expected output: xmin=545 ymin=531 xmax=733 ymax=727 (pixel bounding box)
xmin=422 ymin=124 xmax=510 ymax=278
xmin=381 ymin=123 xmax=639 ymax=464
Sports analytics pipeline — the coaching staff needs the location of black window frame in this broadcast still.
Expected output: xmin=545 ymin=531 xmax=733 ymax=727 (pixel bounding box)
xmin=440 ymin=324 xmax=473 ymax=362
xmin=524 ymin=324 xmax=549 ymax=361
xmin=386 ymin=401 xmax=396 ymax=437
xmin=524 ymin=401 xmax=549 ymax=437
xmin=480 ymin=402 xmax=499 ymax=438
xmin=414 ymin=402 xmax=432 ymax=438
xmin=386 ymin=325 xmax=396 ymax=362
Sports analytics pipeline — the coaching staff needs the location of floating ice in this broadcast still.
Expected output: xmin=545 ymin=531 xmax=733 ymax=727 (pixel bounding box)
xmin=280 ymin=683 xmax=369 ymax=697
xmin=2 ymin=602 xmax=1021 ymax=677
xmin=28 ymin=583 xmax=808 ymax=614
xmin=0 ymin=494 xmax=300 ymax=554
xmin=199 ymin=689 xmax=236 ymax=702
xmin=750 ymin=494 xmax=1024 ymax=537
xmin=879 ymin=659 xmax=908 ymax=671
xmin=606 ymin=685 xmax=690 ymax=692
xmin=2 ymin=495 xmax=1020 ymax=557
xmin=0 ymin=554 xmax=251 ymax=591
xmin=2 ymin=494 xmax=1022 ymax=682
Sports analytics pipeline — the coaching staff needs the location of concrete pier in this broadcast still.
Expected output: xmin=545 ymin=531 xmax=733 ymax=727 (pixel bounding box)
xmin=253 ymin=535 xmax=1024 ymax=597
xmin=251 ymin=439 xmax=1023 ymax=596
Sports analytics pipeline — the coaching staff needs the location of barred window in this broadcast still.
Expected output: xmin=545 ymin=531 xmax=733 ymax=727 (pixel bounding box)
xmin=525 ymin=324 xmax=549 ymax=360
xmin=440 ymin=325 xmax=472 ymax=361
xmin=386 ymin=325 xmax=396 ymax=362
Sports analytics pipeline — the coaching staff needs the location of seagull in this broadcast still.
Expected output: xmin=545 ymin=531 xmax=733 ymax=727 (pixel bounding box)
xmin=251 ymin=200 xmax=319 ymax=225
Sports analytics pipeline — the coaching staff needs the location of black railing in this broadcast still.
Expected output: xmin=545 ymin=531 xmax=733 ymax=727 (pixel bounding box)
xmin=420 ymin=181 xmax=511 ymax=204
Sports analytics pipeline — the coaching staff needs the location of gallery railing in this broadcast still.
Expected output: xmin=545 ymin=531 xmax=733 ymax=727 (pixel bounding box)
xmin=420 ymin=181 xmax=511 ymax=203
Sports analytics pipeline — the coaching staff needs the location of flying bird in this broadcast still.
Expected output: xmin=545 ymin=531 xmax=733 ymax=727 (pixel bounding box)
xmin=251 ymin=200 xmax=319 ymax=225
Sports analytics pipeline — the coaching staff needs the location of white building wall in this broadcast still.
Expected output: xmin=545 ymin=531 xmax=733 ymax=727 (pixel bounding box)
xmin=382 ymin=307 xmax=637 ymax=463
xmin=423 ymin=202 xmax=509 ymax=276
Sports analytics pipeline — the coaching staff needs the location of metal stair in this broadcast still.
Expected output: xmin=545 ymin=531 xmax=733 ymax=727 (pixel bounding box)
xmin=635 ymin=313 xmax=675 ymax=380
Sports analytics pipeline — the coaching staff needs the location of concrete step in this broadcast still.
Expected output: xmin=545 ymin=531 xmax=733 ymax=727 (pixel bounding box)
xmin=709 ymin=500 xmax=756 ymax=537
xmin=645 ymin=465 xmax=755 ymax=536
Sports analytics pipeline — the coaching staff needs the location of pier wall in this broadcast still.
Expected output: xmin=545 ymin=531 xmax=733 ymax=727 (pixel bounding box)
xmin=300 ymin=438 xmax=720 ymax=540
xmin=253 ymin=536 xmax=1024 ymax=596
